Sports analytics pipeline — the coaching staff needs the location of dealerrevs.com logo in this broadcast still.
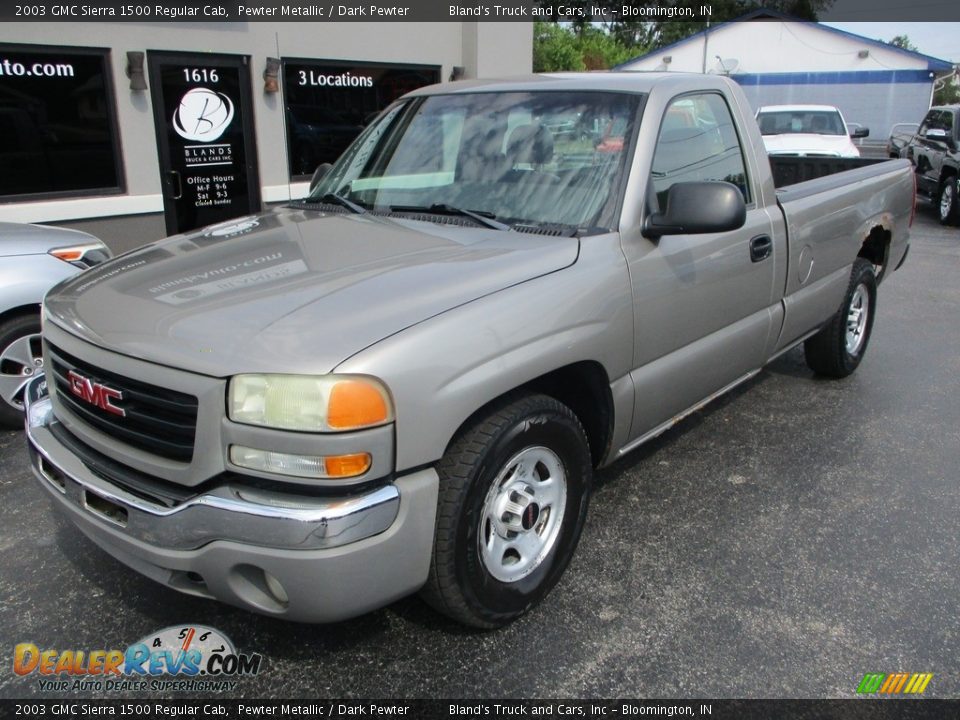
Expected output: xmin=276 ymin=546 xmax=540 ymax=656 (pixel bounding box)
xmin=13 ymin=625 xmax=262 ymax=692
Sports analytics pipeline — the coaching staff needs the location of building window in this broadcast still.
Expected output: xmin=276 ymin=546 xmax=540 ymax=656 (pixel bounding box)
xmin=282 ymin=59 xmax=440 ymax=179
xmin=0 ymin=44 xmax=124 ymax=201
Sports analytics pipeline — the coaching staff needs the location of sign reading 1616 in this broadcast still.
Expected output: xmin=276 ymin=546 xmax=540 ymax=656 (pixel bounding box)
xmin=184 ymin=68 xmax=219 ymax=83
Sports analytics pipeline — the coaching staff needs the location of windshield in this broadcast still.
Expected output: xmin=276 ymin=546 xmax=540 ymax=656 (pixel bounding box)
xmin=308 ymin=91 xmax=641 ymax=230
xmin=757 ymin=110 xmax=846 ymax=136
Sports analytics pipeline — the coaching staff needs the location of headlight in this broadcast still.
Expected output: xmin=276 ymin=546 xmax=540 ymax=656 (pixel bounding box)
xmin=228 ymin=374 xmax=393 ymax=432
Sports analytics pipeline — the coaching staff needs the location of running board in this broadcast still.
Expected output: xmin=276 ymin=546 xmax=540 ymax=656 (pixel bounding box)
xmin=616 ymin=369 xmax=761 ymax=458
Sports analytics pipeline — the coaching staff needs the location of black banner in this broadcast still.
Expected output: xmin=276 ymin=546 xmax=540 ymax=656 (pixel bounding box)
xmin=2 ymin=700 xmax=960 ymax=719
xmin=2 ymin=0 xmax=960 ymax=22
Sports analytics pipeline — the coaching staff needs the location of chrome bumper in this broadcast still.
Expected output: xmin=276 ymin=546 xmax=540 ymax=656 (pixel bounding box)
xmin=24 ymin=375 xmax=399 ymax=552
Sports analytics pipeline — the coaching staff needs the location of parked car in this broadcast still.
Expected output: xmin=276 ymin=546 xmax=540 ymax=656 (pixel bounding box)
xmin=902 ymin=105 xmax=960 ymax=225
xmin=887 ymin=122 xmax=920 ymax=159
xmin=756 ymin=104 xmax=868 ymax=158
xmin=24 ymin=73 xmax=913 ymax=627
xmin=0 ymin=222 xmax=110 ymax=428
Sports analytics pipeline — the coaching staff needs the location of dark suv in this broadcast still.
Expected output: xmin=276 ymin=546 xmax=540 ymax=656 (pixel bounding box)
xmin=904 ymin=105 xmax=960 ymax=225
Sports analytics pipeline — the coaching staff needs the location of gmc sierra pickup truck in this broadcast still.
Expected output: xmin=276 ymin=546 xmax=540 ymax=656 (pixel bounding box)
xmin=24 ymin=73 xmax=914 ymax=628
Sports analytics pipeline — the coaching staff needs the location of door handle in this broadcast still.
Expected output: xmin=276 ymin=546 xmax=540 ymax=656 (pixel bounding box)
xmin=750 ymin=235 xmax=773 ymax=263
xmin=166 ymin=171 xmax=183 ymax=200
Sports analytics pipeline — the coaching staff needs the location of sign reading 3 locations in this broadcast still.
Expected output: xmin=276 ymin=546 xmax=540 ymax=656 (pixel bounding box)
xmin=148 ymin=52 xmax=261 ymax=235
xmin=282 ymin=59 xmax=440 ymax=177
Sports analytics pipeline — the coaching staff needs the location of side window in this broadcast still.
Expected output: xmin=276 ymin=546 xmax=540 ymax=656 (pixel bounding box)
xmin=942 ymin=111 xmax=954 ymax=136
xmin=651 ymin=93 xmax=750 ymax=212
xmin=918 ymin=110 xmax=936 ymax=136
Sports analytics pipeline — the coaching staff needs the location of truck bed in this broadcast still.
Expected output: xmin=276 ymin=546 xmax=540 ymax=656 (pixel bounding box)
xmin=769 ymin=155 xmax=888 ymax=189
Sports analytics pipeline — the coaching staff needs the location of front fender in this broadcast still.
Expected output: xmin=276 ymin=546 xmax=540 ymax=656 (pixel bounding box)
xmin=335 ymin=233 xmax=635 ymax=472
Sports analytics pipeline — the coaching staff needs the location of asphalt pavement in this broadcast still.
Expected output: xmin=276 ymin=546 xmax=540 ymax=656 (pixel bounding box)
xmin=1 ymin=204 xmax=958 ymax=699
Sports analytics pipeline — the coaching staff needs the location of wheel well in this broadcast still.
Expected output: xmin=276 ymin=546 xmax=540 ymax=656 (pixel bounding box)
xmin=0 ymin=304 xmax=41 ymax=327
xmin=941 ymin=167 xmax=957 ymax=184
xmin=449 ymin=362 xmax=614 ymax=469
xmin=858 ymin=226 xmax=890 ymax=281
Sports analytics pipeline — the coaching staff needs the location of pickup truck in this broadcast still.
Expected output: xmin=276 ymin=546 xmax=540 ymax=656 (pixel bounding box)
xmin=756 ymin=104 xmax=868 ymax=158
xmin=903 ymin=104 xmax=960 ymax=225
xmin=24 ymin=72 xmax=914 ymax=628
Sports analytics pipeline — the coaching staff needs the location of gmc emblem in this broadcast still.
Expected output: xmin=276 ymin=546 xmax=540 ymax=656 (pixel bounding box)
xmin=67 ymin=370 xmax=125 ymax=417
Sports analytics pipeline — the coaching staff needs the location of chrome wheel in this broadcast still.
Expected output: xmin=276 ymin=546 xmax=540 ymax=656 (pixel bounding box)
xmin=0 ymin=332 xmax=43 ymax=411
xmin=845 ymin=284 xmax=869 ymax=356
xmin=940 ymin=181 xmax=956 ymax=223
xmin=478 ymin=446 xmax=567 ymax=583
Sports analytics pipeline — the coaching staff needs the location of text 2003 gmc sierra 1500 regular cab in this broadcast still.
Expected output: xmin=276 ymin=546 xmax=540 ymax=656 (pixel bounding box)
xmin=24 ymin=73 xmax=914 ymax=628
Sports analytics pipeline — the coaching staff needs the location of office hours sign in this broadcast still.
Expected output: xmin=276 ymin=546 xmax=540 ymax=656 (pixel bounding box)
xmin=148 ymin=52 xmax=261 ymax=235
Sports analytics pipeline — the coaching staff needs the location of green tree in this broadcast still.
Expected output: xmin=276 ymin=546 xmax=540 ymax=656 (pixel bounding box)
xmin=533 ymin=21 xmax=586 ymax=72
xmin=537 ymin=0 xmax=835 ymax=52
xmin=887 ymin=34 xmax=917 ymax=52
xmin=578 ymin=25 xmax=637 ymax=69
xmin=934 ymin=73 xmax=960 ymax=106
xmin=532 ymin=21 xmax=635 ymax=72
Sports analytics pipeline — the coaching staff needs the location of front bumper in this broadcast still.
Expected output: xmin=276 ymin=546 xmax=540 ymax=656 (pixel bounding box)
xmin=24 ymin=376 xmax=439 ymax=622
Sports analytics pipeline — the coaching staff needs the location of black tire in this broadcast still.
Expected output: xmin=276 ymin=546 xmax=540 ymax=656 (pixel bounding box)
xmin=804 ymin=259 xmax=877 ymax=378
xmin=938 ymin=176 xmax=960 ymax=226
xmin=0 ymin=313 xmax=43 ymax=429
xmin=421 ymin=393 xmax=592 ymax=628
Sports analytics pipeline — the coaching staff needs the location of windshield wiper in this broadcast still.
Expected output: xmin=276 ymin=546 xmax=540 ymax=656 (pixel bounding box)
xmin=306 ymin=192 xmax=367 ymax=215
xmin=390 ymin=203 xmax=511 ymax=231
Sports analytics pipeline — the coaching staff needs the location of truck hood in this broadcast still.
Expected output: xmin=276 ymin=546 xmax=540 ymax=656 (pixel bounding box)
xmin=44 ymin=208 xmax=579 ymax=376
xmin=762 ymin=133 xmax=859 ymax=158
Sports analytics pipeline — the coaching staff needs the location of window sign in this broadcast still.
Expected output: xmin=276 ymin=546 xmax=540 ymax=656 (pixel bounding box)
xmin=0 ymin=44 xmax=122 ymax=200
xmin=282 ymin=59 xmax=440 ymax=178
xmin=147 ymin=52 xmax=260 ymax=235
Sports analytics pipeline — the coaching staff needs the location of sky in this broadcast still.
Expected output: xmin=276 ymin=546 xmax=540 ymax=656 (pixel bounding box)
xmin=822 ymin=23 xmax=960 ymax=63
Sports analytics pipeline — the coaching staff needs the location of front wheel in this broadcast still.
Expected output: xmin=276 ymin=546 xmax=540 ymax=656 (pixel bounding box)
xmin=804 ymin=258 xmax=877 ymax=378
xmin=938 ymin=177 xmax=960 ymax=226
xmin=0 ymin=313 xmax=44 ymax=429
xmin=421 ymin=393 xmax=592 ymax=628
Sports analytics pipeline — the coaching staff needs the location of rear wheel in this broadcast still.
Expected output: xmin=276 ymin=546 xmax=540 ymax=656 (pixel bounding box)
xmin=804 ymin=259 xmax=877 ymax=378
xmin=0 ymin=313 xmax=43 ymax=429
xmin=938 ymin=176 xmax=960 ymax=226
xmin=421 ymin=393 xmax=592 ymax=628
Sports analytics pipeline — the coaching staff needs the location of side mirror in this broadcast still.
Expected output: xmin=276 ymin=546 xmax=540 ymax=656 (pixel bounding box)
xmin=309 ymin=163 xmax=333 ymax=193
xmin=925 ymin=128 xmax=948 ymax=141
xmin=643 ymin=181 xmax=746 ymax=240
xmin=851 ymin=127 xmax=870 ymax=139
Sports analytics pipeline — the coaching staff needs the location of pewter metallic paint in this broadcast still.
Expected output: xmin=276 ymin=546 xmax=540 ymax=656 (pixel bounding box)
xmin=31 ymin=73 xmax=914 ymax=622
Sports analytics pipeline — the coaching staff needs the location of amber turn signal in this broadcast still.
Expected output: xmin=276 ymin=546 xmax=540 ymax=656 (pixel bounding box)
xmin=327 ymin=380 xmax=390 ymax=430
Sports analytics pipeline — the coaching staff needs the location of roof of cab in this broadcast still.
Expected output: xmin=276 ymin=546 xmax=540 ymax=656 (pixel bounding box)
xmin=403 ymin=71 xmax=735 ymax=97
xmin=757 ymin=104 xmax=843 ymax=113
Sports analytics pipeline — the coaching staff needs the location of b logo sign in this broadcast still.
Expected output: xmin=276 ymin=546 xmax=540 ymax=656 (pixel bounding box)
xmin=173 ymin=88 xmax=234 ymax=142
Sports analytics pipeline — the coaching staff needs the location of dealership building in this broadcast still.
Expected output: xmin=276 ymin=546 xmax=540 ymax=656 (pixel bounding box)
xmin=617 ymin=11 xmax=954 ymax=148
xmin=0 ymin=23 xmax=532 ymax=248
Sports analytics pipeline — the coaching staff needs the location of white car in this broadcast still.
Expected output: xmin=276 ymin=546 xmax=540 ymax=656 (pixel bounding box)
xmin=0 ymin=222 xmax=110 ymax=428
xmin=756 ymin=104 xmax=869 ymax=158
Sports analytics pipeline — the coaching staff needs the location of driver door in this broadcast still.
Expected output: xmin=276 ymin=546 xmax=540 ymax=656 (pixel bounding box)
xmin=622 ymin=92 xmax=780 ymax=441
